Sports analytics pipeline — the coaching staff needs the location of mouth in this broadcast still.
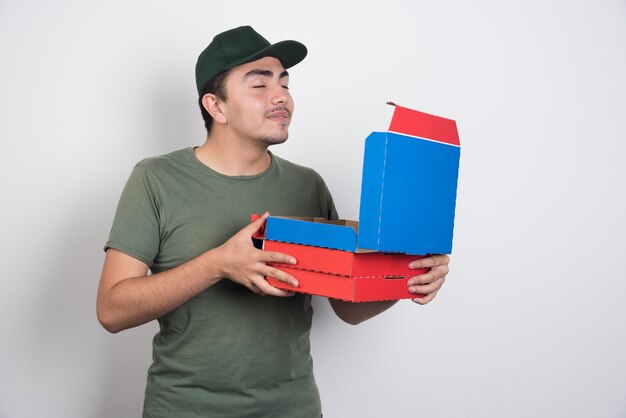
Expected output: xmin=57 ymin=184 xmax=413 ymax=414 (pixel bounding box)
xmin=266 ymin=109 xmax=291 ymax=122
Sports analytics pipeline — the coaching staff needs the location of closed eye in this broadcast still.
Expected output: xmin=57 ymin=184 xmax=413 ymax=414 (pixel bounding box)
xmin=252 ymin=85 xmax=266 ymax=89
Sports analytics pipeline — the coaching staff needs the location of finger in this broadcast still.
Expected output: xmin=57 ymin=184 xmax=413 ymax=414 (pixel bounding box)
xmin=408 ymin=276 xmax=445 ymax=296
xmin=412 ymin=288 xmax=439 ymax=305
xmin=247 ymin=281 xmax=265 ymax=296
xmin=253 ymin=276 xmax=296 ymax=297
xmin=263 ymin=266 xmax=299 ymax=287
xmin=260 ymin=250 xmax=297 ymax=266
xmin=407 ymin=266 xmax=448 ymax=286
xmin=409 ymin=254 xmax=450 ymax=269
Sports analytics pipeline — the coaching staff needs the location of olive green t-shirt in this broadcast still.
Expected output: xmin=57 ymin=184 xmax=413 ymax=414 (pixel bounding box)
xmin=105 ymin=147 xmax=337 ymax=418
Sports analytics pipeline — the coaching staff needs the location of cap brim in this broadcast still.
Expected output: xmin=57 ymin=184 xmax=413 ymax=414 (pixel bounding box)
xmin=238 ymin=40 xmax=308 ymax=70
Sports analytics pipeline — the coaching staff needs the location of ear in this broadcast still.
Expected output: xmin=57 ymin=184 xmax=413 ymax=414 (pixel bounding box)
xmin=202 ymin=94 xmax=227 ymax=124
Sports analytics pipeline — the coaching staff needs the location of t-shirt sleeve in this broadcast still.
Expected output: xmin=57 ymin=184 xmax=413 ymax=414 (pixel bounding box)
xmin=104 ymin=164 xmax=160 ymax=266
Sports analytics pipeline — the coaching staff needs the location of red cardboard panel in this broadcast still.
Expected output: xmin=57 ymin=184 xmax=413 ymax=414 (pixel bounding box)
xmin=352 ymin=276 xmax=415 ymax=302
xmin=266 ymin=266 xmax=421 ymax=302
xmin=389 ymin=105 xmax=460 ymax=147
xmin=264 ymin=240 xmax=354 ymax=276
xmin=352 ymin=252 xmax=425 ymax=277
xmin=264 ymin=240 xmax=425 ymax=277
xmin=267 ymin=268 xmax=355 ymax=301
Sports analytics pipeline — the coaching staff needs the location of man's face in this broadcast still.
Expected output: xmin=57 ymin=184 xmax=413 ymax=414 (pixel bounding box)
xmin=220 ymin=56 xmax=294 ymax=146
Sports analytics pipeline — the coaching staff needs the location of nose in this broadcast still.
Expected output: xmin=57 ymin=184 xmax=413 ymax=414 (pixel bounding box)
xmin=271 ymin=83 xmax=290 ymax=106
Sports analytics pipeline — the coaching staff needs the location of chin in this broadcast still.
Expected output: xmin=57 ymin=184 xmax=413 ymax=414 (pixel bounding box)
xmin=257 ymin=134 xmax=289 ymax=146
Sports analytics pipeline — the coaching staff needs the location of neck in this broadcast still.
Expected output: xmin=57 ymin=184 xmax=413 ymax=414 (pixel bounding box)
xmin=194 ymin=130 xmax=272 ymax=176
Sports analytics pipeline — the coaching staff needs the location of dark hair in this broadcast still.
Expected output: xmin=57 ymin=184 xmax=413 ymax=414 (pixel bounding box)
xmin=198 ymin=69 xmax=231 ymax=134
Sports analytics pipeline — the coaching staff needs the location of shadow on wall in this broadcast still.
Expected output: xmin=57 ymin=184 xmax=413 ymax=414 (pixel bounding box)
xmin=93 ymin=327 xmax=157 ymax=418
xmin=145 ymin=70 xmax=206 ymax=153
xmin=28 ymin=179 xmax=157 ymax=417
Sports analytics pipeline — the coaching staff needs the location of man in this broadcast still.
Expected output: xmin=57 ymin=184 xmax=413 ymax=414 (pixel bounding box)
xmin=97 ymin=25 xmax=449 ymax=418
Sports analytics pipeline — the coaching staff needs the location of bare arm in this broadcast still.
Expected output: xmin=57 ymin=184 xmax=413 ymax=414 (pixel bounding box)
xmin=328 ymin=299 xmax=398 ymax=325
xmin=328 ymin=254 xmax=450 ymax=325
xmin=96 ymin=213 xmax=299 ymax=333
xmin=97 ymin=248 xmax=221 ymax=333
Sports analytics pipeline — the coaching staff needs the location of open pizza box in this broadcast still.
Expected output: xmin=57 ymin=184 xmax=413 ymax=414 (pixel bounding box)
xmin=256 ymin=104 xmax=461 ymax=302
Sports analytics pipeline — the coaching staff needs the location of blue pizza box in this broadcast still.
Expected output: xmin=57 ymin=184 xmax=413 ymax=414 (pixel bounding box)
xmin=264 ymin=104 xmax=461 ymax=255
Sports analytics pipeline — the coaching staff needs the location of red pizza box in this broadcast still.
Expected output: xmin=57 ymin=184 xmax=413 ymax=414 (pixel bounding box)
xmin=264 ymin=240 xmax=427 ymax=302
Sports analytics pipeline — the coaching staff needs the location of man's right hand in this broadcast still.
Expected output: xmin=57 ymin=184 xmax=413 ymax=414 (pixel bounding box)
xmin=215 ymin=212 xmax=299 ymax=297
xmin=97 ymin=212 xmax=299 ymax=333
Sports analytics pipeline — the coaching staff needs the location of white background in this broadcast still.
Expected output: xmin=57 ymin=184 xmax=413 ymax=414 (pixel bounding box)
xmin=1 ymin=1 xmax=625 ymax=417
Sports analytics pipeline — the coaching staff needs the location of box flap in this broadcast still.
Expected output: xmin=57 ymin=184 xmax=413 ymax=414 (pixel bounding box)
xmin=357 ymin=106 xmax=460 ymax=254
xmin=389 ymin=105 xmax=460 ymax=147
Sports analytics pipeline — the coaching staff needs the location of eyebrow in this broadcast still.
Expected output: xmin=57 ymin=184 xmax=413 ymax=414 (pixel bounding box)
xmin=244 ymin=69 xmax=289 ymax=79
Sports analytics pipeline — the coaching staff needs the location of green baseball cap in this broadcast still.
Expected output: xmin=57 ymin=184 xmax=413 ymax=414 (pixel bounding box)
xmin=195 ymin=25 xmax=307 ymax=94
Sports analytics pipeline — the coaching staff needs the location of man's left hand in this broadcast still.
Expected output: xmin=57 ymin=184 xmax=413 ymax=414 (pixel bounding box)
xmin=407 ymin=255 xmax=449 ymax=305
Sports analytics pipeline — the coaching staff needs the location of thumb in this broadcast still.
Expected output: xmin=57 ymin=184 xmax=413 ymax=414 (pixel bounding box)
xmin=241 ymin=212 xmax=269 ymax=237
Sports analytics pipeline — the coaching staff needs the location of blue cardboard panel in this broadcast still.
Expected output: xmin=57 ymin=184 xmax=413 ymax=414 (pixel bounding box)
xmin=264 ymin=217 xmax=358 ymax=252
xmin=357 ymin=132 xmax=387 ymax=251
xmin=358 ymin=132 xmax=460 ymax=254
